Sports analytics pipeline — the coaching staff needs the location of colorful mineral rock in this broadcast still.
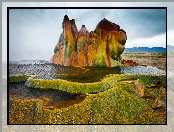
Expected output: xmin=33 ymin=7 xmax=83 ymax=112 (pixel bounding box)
xmin=51 ymin=15 xmax=127 ymax=67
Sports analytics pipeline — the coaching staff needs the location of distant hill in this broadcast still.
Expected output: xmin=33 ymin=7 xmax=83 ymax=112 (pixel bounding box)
xmin=124 ymin=47 xmax=167 ymax=53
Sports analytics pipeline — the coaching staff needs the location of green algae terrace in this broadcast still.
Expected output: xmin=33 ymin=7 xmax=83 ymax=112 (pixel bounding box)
xmin=25 ymin=74 xmax=165 ymax=94
xmin=9 ymin=68 xmax=166 ymax=124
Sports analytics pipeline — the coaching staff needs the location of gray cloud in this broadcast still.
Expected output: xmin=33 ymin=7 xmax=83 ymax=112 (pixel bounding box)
xmin=125 ymin=9 xmax=166 ymax=36
xmin=7 ymin=6 xmax=169 ymax=61
xmin=113 ymin=9 xmax=166 ymax=42
xmin=66 ymin=9 xmax=166 ymax=39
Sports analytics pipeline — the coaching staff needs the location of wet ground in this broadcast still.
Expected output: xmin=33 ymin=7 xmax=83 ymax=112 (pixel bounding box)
xmin=7 ymin=60 xmax=167 ymax=124
xmin=9 ymin=82 xmax=86 ymax=109
xmin=8 ymin=60 xmax=166 ymax=107
xmin=9 ymin=61 xmax=166 ymax=83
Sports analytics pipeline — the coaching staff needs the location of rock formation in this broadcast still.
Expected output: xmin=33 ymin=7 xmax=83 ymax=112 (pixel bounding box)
xmin=121 ymin=59 xmax=139 ymax=66
xmin=51 ymin=15 xmax=127 ymax=67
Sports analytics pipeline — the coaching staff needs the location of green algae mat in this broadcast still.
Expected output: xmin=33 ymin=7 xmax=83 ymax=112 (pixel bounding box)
xmin=9 ymin=72 xmax=166 ymax=124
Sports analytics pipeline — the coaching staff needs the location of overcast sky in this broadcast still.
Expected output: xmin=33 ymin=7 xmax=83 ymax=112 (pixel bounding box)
xmin=2 ymin=2 xmax=174 ymax=61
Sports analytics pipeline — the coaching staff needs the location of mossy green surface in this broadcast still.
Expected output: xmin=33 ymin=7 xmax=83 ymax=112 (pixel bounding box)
xmin=77 ymin=41 xmax=85 ymax=51
xmin=64 ymin=37 xmax=69 ymax=61
xmin=9 ymin=74 xmax=31 ymax=83
xmin=9 ymin=73 xmax=166 ymax=124
xmin=89 ymin=82 xmax=151 ymax=124
xmin=9 ymin=79 xmax=166 ymax=124
xmin=25 ymin=74 xmax=166 ymax=94
xmin=9 ymin=98 xmax=40 ymax=124
xmin=92 ymin=55 xmax=107 ymax=67
xmin=9 ymin=96 xmax=91 ymax=124
xmin=137 ymin=75 xmax=166 ymax=87
xmin=25 ymin=74 xmax=137 ymax=94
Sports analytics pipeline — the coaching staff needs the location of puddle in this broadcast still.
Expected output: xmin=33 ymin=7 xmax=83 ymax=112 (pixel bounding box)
xmin=9 ymin=62 xmax=166 ymax=83
xmin=9 ymin=82 xmax=86 ymax=109
xmin=8 ymin=61 xmax=167 ymax=124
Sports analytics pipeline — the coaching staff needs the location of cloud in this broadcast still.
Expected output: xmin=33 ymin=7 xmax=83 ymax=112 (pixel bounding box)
xmin=127 ymin=32 xmax=166 ymax=48
xmin=9 ymin=9 xmax=63 ymax=61
xmin=8 ymin=8 xmax=167 ymax=61
xmin=2 ymin=2 xmax=173 ymax=61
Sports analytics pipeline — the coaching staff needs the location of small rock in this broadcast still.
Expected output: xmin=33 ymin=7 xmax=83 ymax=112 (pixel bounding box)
xmin=134 ymin=80 xmax=144 ymax=97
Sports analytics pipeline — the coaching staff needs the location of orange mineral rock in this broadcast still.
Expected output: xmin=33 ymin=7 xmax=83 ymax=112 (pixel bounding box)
xmin=51 ymin=15 xmax=128 ymax=67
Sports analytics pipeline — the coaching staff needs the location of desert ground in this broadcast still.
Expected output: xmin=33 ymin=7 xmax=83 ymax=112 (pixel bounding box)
xmin=122 ymin=52 xmax=166 ymax=71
